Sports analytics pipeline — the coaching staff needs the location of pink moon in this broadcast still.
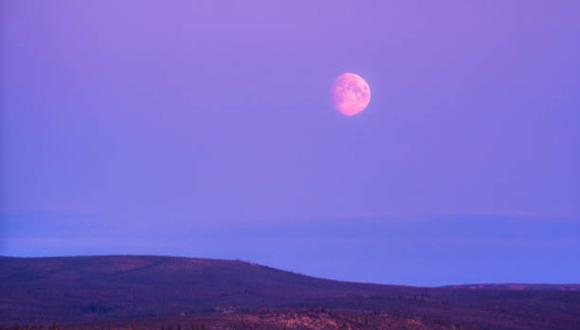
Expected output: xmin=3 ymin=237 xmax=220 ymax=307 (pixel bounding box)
xmin=331 ymin=72 xmax=371 ymax=116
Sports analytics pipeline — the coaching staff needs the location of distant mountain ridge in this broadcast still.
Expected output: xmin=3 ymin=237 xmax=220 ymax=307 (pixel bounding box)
xmin=443 ymin=283 xmax=580 ymax=291
xmin=1 ymin=255 xmax=579 ymax=329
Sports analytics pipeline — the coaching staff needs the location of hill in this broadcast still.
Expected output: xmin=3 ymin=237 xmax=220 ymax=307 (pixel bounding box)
xmin=1 ymin=255 xmax=579 ymax=329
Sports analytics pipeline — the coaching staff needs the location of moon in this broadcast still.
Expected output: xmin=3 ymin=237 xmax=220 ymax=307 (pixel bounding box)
xmin=331 ymin=72 xmax=371 ymax=116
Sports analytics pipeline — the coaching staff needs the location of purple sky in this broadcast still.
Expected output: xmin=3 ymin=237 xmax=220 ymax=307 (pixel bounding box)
xmin=1 ymin=1 xmax=579 ymax=285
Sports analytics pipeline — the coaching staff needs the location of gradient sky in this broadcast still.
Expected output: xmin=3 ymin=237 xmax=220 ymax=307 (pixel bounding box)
xmin=1 ymin=0 xmax=579 ymax=285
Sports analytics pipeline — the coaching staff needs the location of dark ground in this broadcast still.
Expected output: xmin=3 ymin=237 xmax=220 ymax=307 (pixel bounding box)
xmin=1 ymin=255 xmax=579 ymax=329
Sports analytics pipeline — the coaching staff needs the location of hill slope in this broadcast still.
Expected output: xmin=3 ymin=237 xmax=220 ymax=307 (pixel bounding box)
xmin=1 ymin=255 xmax=579 ymax=329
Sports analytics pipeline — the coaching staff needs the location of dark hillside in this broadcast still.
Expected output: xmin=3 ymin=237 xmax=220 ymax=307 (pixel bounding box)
xmin=1 ymin=256 xmax=579 ymax=329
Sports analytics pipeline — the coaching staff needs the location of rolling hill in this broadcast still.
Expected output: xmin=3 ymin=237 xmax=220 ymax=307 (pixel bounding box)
xmin=1 ymin=255 xmax=579 ymax=329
